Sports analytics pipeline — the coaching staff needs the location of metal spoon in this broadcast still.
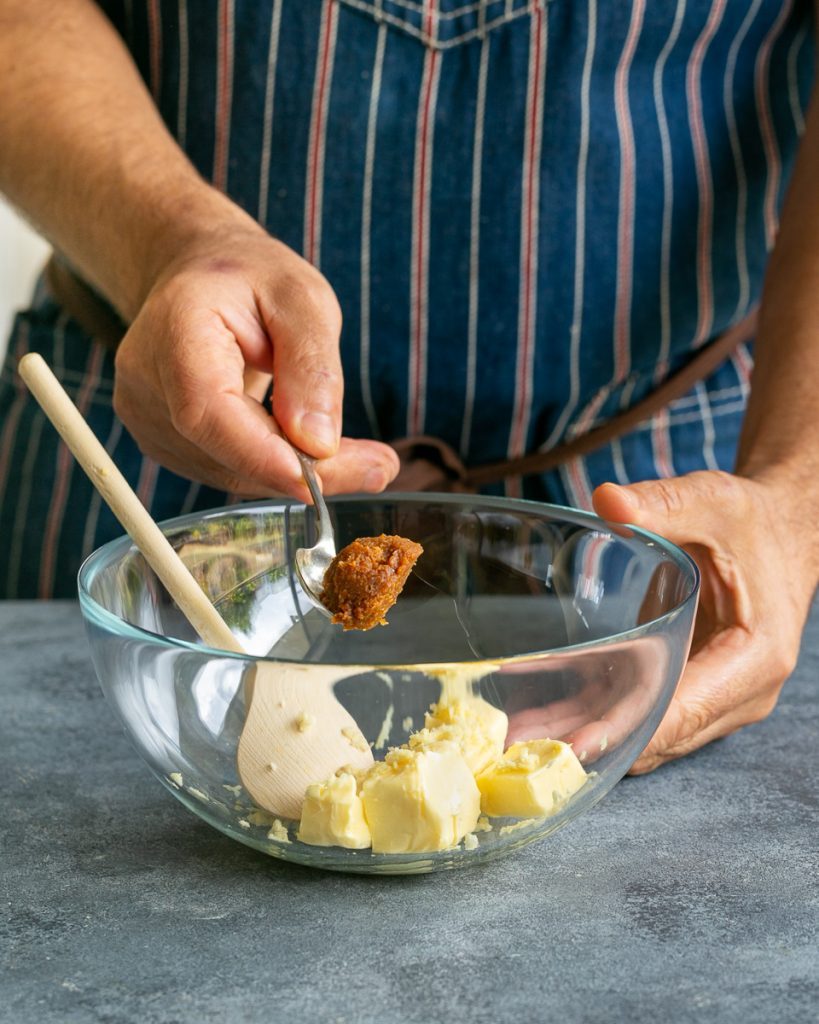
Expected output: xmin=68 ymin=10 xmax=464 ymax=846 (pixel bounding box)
xmin=293 ymin=448 xmax=335 ymax=616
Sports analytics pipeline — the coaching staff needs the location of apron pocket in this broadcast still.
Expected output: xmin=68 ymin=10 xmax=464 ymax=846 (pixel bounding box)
xmin=338 ymin=0 xmax=549 ymax=50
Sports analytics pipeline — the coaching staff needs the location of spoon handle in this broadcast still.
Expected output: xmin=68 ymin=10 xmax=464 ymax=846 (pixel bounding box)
xmin=293 ymin=448 xmax=336 ymax=557
xmin=18 ymin=353 xmax=245 ymax=655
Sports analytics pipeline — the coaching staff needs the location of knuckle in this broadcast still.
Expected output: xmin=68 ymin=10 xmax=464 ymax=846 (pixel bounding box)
xmin=692 ymin=469 xmax=757 ymax=525
xmin=301 ymin=266 xmax=338 ymax=308
xmin=653 ymin=478 xmax=686 ymax=519
xmin=657 ymin=700 xmax=713 ymax=761
xmin=170 ymin=395 xmax=207 ymax=441
xmin=676 ymin=700 xmax=712 ymax=743
xmin=275 ymin=268 xmax=342 ymax=332
xmin=113 ymin=346 xmax=140 ymax=392
xmin=320 ymin=287 xmax=343 ymax=332
xmin=302 ymin=362 xmax=344 ymax=398
xmin=749 ymin=693 xmax=780 ymax=724
xmin=629 ymin=752 xmax=661 ymax=775
xmin=112 ymin=388 xmax=128 ymax=424
xmin=135 ymin=440 xmax=162 ymax=463
xmin=112 ymin=385 xmax=138 ymax=432
xmin=706 ymin=470 xmax=747 ymax=508
xmin=768 ymin=644 xmax=798 ymax=683
xmin=221 ymin=475 xmax=249 ymax=496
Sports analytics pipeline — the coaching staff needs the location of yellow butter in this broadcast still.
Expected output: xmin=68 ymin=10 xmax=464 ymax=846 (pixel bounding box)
xmin=297 ymin=772 xmax=372 ymax=849
xmin=409 ymin=697 xmax=508 ymax=776
xmin=477 ymin=739 xmax=587 ymax=818
xmin=361 ymin=745 xmax=480 ymax=854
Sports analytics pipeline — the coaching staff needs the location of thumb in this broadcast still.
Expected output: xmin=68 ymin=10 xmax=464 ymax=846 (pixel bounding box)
xmin=266 ymin=275 xmax=345 ymax=460
xmin=591 ymin=472 xmax=733 ymax=545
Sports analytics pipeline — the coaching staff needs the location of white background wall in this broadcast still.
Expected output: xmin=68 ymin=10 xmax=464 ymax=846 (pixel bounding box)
xmin=0 ymin=199 xmax=51 ymax=362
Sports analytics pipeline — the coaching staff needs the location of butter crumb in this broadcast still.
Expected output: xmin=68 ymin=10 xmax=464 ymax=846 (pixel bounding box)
xmin=267 ymin=762 xmax=278 ymax=772
xmin=168 ymin=772 xmax=183 ymax=788
xmin=267 ymin=819 xmax=291 ymax=843
xmin=187 ymin=787 xmax=209 ymax=802
xmin=249 ymin=808 xmax=276 ymax=826
xmin=579 ymin=750 xmax=588 ymax=763
xmin=238 ymin=819 xmax=251 ymax=829
xmin=277 ymin=700 xmax=285 ymax=709
xmin=475 ymin=816 xmax=492 ymax=833
xmin=463 ymin=832 xmax=479 ymax=851
xmin=374 ymin=704 xmax=394 ymax=750
xmin=402 ymin=716 xmax=414 ymax=733
xmin=341 ymin=726 xmax=369 ymax=753
xmin=222 ymin=783 xmax=242 ymax=796
xmin=295 ymin=712 xmax=314 ymax=733
xmin=599 ymin=735 xmax=608 ymax=752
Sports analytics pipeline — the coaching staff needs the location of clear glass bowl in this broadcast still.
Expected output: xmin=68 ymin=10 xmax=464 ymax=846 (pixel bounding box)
xmin=78 ymin=494 xmax=698 ymax=874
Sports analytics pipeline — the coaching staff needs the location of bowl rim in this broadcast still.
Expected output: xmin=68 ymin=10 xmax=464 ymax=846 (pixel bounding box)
xmin=77 ymin=492 xmax=700 ymax=667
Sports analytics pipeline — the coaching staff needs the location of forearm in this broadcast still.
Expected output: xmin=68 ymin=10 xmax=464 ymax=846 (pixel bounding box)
xmin=0 ymin=0 xmax=256 ymax=320
xmin=736 ymin=80 xmax=819 ymax=526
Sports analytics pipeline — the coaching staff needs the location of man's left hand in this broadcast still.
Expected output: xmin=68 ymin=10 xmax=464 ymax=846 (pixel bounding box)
xmin=592 ymin=470 xmax=817 ymax=773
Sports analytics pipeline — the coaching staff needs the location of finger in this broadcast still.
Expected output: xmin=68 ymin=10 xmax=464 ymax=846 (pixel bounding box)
xmin=243 ymin=367 xmax=273 ymax=403
xmin=123 ymin=382 xmax=395 ymax=499
xmin=505 ymin=703 xmax=592 ymax=745
xmin=315 ymin=439 xmax=400 ymax=495
xmin=262 ymin=271 xmax=345 ymax=459
xmin=592 ymin=472 xmax=746 ymax=547
xmin=131 ymin=417 xmax=394 ymax=501
xmin=134 ymin=439 xmax=292 ymax=499
xmin=562 ymin=682 xmax=660 ymax=766
xmin=506 ymin=705 xmax=635 ymax=767
xmin=628 ymin=627 xmax=784 ymax=774
xmin=160 ymin=317 xmax=307 ymax=493
xmin=180 ymin=391 xmax=309 ymax=493
xmin=116 ymin=400 xmax=291 ymax=498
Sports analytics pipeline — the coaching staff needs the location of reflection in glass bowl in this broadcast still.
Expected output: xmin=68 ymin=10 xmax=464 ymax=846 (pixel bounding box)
xmin=78 ymin=495 xmax=698 ymax=874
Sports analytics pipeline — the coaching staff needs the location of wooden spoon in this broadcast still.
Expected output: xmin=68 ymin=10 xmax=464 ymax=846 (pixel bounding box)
xmin=18 ymin=353 xmax=373 ymax=820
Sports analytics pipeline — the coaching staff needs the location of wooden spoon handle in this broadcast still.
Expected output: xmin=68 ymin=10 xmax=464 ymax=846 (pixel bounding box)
xmin=19 ymin=353 xmax=244 ymax=655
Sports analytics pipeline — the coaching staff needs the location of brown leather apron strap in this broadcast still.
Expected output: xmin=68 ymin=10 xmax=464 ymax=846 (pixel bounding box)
xmin=390 ymin=309 xmax=756 ymax=491
xmin=45 ymin=254 xmax=755 ymax=491
xmin=45 ymin=255 xmax=127 ymax=352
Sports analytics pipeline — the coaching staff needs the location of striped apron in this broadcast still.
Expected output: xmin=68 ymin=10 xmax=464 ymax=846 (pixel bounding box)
xmin=0 ymin=0 xmax=813 ymax=598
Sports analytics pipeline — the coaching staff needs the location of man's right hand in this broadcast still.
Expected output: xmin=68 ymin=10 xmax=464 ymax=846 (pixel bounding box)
xmin=0 ymin=0 xmax=397 ymax=502
xmin=113 ymin=223 xmax=399 ymax=501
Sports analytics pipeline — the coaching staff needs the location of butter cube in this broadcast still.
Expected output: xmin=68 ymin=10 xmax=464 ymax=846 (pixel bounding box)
xmin=297 ymin=772 xmax=372 ymax=849
xmin=409 ymin=697 xmax=508 ymax=776
xmin=361 ymin=746 xmax=480 ymax=854
xmin=477 ymin=740 xmax=587 ymax=818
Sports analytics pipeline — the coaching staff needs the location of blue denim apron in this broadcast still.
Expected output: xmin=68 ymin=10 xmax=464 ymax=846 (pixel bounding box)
xmin=0 ymin=0 xmax=813 ymax=596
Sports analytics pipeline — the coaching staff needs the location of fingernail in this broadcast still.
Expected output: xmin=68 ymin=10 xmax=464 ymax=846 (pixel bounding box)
xmin=299 ymin=411 xmax=338 ymax=452
xmin=363 ymin=466 xmax=387 ymax=492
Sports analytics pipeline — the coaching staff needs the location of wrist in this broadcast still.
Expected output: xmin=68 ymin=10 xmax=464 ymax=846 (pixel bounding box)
xmin=736 ymin=459 xmax=819 ymax=581
xmin=120 ymin=181 xmax=264 ymax=319
xmin=736 ymin=447 xmax=819 ymax=504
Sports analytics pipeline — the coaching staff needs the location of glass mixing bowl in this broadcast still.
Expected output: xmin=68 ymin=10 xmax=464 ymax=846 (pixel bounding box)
xmin=78 ymin=494 xmax=698 ymax=875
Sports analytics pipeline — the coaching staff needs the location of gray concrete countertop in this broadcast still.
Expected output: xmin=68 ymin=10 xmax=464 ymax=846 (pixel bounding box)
xmin=1 ymin=600 xmax=817 ymax=1024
